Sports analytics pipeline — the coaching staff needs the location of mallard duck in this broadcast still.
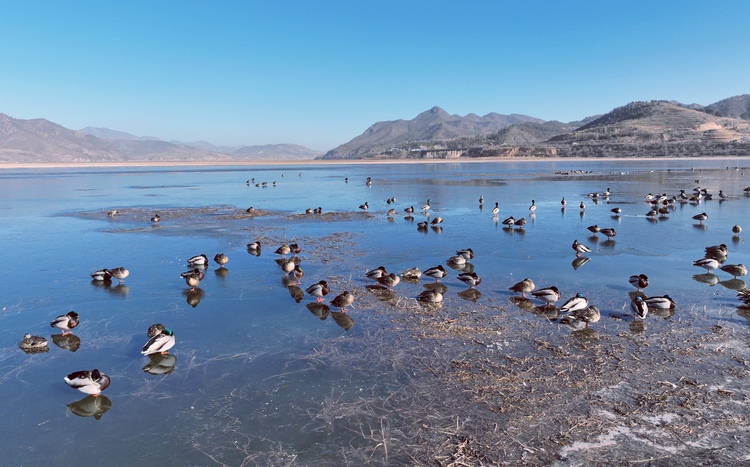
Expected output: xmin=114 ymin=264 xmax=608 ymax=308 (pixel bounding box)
xmin=181 ymin=268 xmax=204 ymax=290
xmin=644 ymin=193 xmax=654 ymax=202
xmin=573 ymin=305 xmax=601 ymax=324
xmin=509 ymin=278 xmax=535 ymax=297
xmin=289 ymin=243 xmax=302 ymax=254
xmin=147 ymin=323 xmax=167 ymax=338
xmin=291 ymin=265 xmax=304 ymax=284
xmin=644 ymin=294 xmax=676 ymax=309
xmin=501 ymin=216 xmax=515 ymax=227
xmin=150 ymin=213 xmax=160 ymax=223
xmin=733 ymin=225 xmax=742 ymax=235
xmin=106 ymin=209 xmax=118 ymax=217
xmin=704 ymin=244 xmax=728 ymax=260
xmin=561 ymin=197 xmax=566 ymax=208
xmin=417 ymin=221 xmax=429 ymax=231
xmin=275 ymin=244 xmax=291 ymax=258
xmin=457 ymin=272 xmax=481 ymax=288
xmin=479 ymin=195 xmax=484 ymax=205
xmin=693 ymin=258 xmax=720 ymax=272
xmin=629 ymin=274 xmax=649 ymax=291
xmin=366 ymin=266 xmax=388 ymax=280
xmin=89 ymin=269 xmax=112 ymax=282
xmin=572 ymin=239 xmax=591 ymax=257
xmin=64 ymin=369 xmax=111 ymax=396
xmin=424 ymin=265 xmax=448 ymax=282
xmin=401 ymin=267 xmax=422 ymax=281
xmin=359 ymin=202 xmax=369 ymax=211
xmin=331 ymin=291 xmax=355 ymax=312
xmin=692 ymin=212 xmax=708 ymax=224
xmin=404 ymin=206 xmax=415 ymax=214
xmin=214 ymin=253 xmax=229 ymax=267
xmin=579 ymin=201 xmax=586 ymax=211
xmin=515 ymin=218 xmax=527 ymax=229
xmin=387 ymin=208 xmax=396 ymax=217
xmin=600 ymin=228 xmax=616 ymax=239
xmin=531 ymin=286 xmax=561 ymax=305
xmin=142 ymin=326 xmax=175 ymax=355
xmin=247 ymin=241 xmax=261 ymax=251
xmin=246 ymin=206 xmax=256 ymax=213
xmin=105 ymin=267 xmax=129 ymax=283
xmin=376 ymin=273 xmax=400 ymax=289
xmin=529 ymin=200 xmax=536 ymax=213
xmin=631 ymin=296 xmax=648 ymax=320
xmin=306 ymin=280 xmax=330 ymax=302
xmin=431 ymin=216 xmax=443 ymax=226
xmin=587 ymin=225 xmax=600 ymax=234
xmin=313 ymin=207 xmax=322 ymax=214
xmin=421 ymin=200 xmax=431 ymax=211
xmin=280 ymin=260 xmax=295 ymax=275
xmin=610 ymin=207 xmax=622 ymax=215
xmin=492 ymin=202 xmax=499 ymax=216
xmin=456 ymin=248 xmax=475 ymax=260
xmin=719 ymin=263 xmax=747 ymax=278
xmin=560 ymin=293 xmax=588 ymax=313
xmin=447 ymin=255 xmax=467 ymax=266
xmin=646 ymin=208 xmax=658 ymax=218
xmin=50 ymin=311 xmax=79 ymax=335
xmin=187 ymin=254 xmax=208 ymax=267
xmin=418 ymin=289 xmax=443 ymax=303
xmin=19 ymin=333 xmax=48 ymax=351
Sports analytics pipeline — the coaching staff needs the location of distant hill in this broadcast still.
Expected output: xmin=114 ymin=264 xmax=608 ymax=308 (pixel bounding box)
xmin=705 ymin=94 xmax=750 ymax=120
xmin=321 ymin=106 xmax=543 ymax=159
xmin=0 ymin=114 xmax=321 ymax=163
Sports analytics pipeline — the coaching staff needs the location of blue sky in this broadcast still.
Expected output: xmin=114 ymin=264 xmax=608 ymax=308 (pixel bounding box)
xmin=1 ymin=1 xmax=748 ymax=151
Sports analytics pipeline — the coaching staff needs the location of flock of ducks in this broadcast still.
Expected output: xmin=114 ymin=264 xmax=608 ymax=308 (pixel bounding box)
xmin=20 ymin=172 xmax=749 ymax=400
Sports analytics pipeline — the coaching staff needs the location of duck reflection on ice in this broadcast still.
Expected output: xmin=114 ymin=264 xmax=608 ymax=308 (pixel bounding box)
xmin=52 ymin=333 xmax=82 ymax=352
xmin=306 ymin=302 xmax=330 ymax=320
xmin=288 ymin=285 xmax=305 ymax=303
xmin=331 ymin=311 xmax=354 ymax=331
xmin=183 ymin=288 xmax=204 ymax=308
xmin=142 ymin=353 xmax=177 ymax=375
xmin=458 ymin=288 xmax=481 ymax=302
xmin=693 ymin=273 xmax=719 ymax=286
xmin=508 ymin=296 xmax=536 ymax=312
xmin=67 ymin=395 xmax=112 ymax=420
xmin=572 ymin=257 xmax=591 ymax=270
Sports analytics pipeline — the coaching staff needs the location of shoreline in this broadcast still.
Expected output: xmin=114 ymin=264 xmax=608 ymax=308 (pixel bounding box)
xmin=1 ymin=155 xmax=749 ymax=170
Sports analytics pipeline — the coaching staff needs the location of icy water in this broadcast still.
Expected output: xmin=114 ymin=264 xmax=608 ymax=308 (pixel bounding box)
xmin=1 ymin=159 xmax=749 ymax=465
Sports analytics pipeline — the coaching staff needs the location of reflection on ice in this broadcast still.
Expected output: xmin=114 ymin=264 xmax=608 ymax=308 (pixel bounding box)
xmin=52 ymin=333 xmax=81 ymax=352
xmin=67 ymin=395 xmax=112 ymax=420
xmin=142 ymin=353 xmax=177 ymax=375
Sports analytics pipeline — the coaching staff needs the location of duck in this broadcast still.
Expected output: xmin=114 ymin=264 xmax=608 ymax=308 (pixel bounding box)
xmin=446 ymin=255 xmax=467 ymax=266
xmin=246 ymin=241 xmax=261 ymax=251
xmin=280 ymin=260 xmax=295 ymax=275
xmin=733 ymin=225 xmax=742 ymax=235
xmin=529 ymin=200 xmax=536 ymax=213
xmin=141 ymin=326 xmax=175 ymax=355
xmin=105 ymin=267 xmax=129 ymax=283
xmin=579 ymin=201 xmax=586 ymax=211
xmin=387 ymin=208 xmax=396 ymax=217
xmin=719 ymin=263 xmax=747 ymax=278
xmin=644 ymin=294 xmax=676 ymax=309
xmin=515 ymin=218 xmax=527 ymax=229
xmin=572 ymin=239 xmax=591 ymax=257
xmin=418 ymin=289 xmax=443 ymax=303
xmin=492 ymin=202 xmax=499 ymax=216
xmin=501 ymin=216 xmax=515 ymax=227
xmin=359 ymin=202 xmax=369 ymax=211
xmin=509 ymin=278 xmax=535 ymax=297
xmin=330 ymin=291 xmax=355 ymax=312
xmin=479 ymin=195 xmax=484 ymax=205
xmin=187 ymin=254 xmax=209 ymax=266
xmin=213 ymin=253 xmax=229 ymax=267
xmin=704 ymin=244 xmax=728 ymax=260
xmin=275 ymin=244 xmax=291 ymax=258
xmin=246 ymin=207 xmax=256 ymax=214
xmin=599 ymin=228 xmax=616 ymax=239
xmin=19 ymin=333 xmax=48 ymax=351
xmin=631 ymin=296 xmax=648 ymax=320
xmin=366 ymin=266 xmax=388 ymax=280
xmin=531 ymin=286 xmax=561 ymax=305
xmin=573 ymin=305 xmax=601 ymax=324
xmin=560 ymin=293 xmax=588 ymax=313
xmin=306 ymin=280 xmax=330 ymax=302
xmin=421 ymin=199 xmax=431 ymax=212
xmin=291 ymin=265 xmax=304 ymax=284
xmin=456 ymin=248 xmax=475 ymax=260
xmin=404 ymin=206 xmax=415 ymax=214
xmin=561 ymin=197 xmax=567 ymax=208
xmin=401 ymin=267 xmax=422 ymax=281
xmin=89 ymin=269 xmax=112 ymax=282
xmin=431 ymin=216 xmax=443 ymax=225
xmin=586 ymin=225 xmax=600 ymax=234
xmin=644 ymin=193 xmax=654 ymax=202
xmin=629 ymin=274 xmax=649 ymax=291
xmin=692 ymin=212 xmax=708 ymax=224
xmin=424 ymin=265 xmax=448 ymax=282
xmin=151 ymin=213 xmax=161 ymax=223
xmin=107 ymin=209 xmax=118 ymax=217
xmin=693 ymin=258 xmax=720 ymax=272
xmin=313 ymin=207 xmax=322 ymax=214
xmin=376 ymin=273 xmax=401 ymax=289
xmin=457 ymin=272 xmax=482 ymax=288
xmin=646 ymin=208 xmax=658 ymax=218
xmin=50 ymin=311 xmax=79 ymax=335
xmin=417 ymin=221 xmax=429 ymax=231
xmin=181 ymin=268 xmax=204 ymax=290
xmin=289 ymin=243 xmax=302 ymax=255
xmin=64 ymin=369 xmax=111 ymax=396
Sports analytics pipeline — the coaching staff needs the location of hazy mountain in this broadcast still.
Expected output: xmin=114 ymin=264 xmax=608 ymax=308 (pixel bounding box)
xmin=322 ymin=106 xmax=543 ymax=159
xmin=705 ymin=94 xmax=750 ymax=120
xmin=0 ymin=115 xmax=321 ymax=163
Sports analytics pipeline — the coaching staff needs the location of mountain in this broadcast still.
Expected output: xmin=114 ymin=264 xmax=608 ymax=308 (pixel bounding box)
xmin=705 ymin=94 xmax=750 ymax=119
xmin=321 ymin=106 xmax=543 ymax=159
xmin=0 ymin=114 xmax=321 ymax=163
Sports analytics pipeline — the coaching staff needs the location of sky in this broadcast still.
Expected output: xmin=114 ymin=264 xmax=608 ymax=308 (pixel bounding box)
xmin=1 ymin=1 xmax=748 ymax=151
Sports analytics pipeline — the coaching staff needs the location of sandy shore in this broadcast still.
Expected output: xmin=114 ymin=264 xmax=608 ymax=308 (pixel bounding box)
xmin=0 ymin=155 xmax=748 ymax=170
